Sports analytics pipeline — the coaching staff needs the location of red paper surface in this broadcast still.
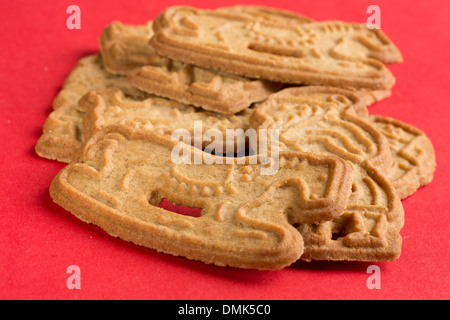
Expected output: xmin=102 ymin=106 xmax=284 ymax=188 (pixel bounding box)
xmin=1 ymin=0 xmax=449 ymax=300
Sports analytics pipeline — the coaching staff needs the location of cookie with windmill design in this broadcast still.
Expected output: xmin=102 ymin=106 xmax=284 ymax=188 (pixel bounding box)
xmin=100 ymin=21 xmax=283 ymax=114
xmin=50 ymin=124 xmax=353 ymax=269
xmin=250 ymin=86 xmax=404 ymax=261
xmin=150 ymin=6 xmax=402 ymax=90
xmin=370 ymin=115 xmax=436 ymax=199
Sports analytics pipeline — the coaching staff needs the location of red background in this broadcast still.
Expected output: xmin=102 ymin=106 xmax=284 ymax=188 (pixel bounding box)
xmin=1 ymin=0 xmax=449 ymax=300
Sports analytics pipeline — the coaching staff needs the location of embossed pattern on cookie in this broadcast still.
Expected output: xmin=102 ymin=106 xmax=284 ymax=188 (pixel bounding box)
xmin=79 ymin=88 xmax=253 ymax=153
xmin=150 ymin=6 xmax=402 ymax=90
xmin=250 ymin=87 xmax=404 ymax=261
xmin=53 ymin=54 xmax=148 ymax=110
xmin=129 ymin=61 xmax=283 ymax=115
xmin=50 ymin=125 xmax=353 ymax=269
xmin=100 ymin=20 xmax=283 ymax=114
xmin=370 ymin=115 xmax=436 ymax=199
xmin=36 ymin=5 xmax=434 ymax=268
xmin=101 ymin=4 xmax=313 ymax=75
xmin=215 ymin=5 xmax=313 ymax=25
xmin=100 ymin=21 xmax=168 ymax=75
xmin=35 ymin=54 xmax=255 ymax=163
xmin=35 ymin=54 xmax=150 ymax=163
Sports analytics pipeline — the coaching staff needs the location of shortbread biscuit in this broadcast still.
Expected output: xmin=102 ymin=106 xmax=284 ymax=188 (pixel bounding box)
xmin=100 ymin=21 xmax=282 ymax=114
xmin=50 ymin=124 xmax=353 ymax=269
xmin=250 ymin=87 xmax=404 ymax=261
xmin=370 ymin=115 xmax=436 ymax=199
xmin=150 ymin=6 xmax=402 ymax=89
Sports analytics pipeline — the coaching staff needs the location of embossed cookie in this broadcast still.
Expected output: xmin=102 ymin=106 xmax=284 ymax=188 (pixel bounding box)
xmin=35 ymin=54 xmax=254 ymax=163
xmin=215 ymin=5 xmax=313 ymax=25
xmin=35 ymin=54 xmax=150 ymax=163
xmin=370 ymin=115 xmax=436 ymax=199
xmin=128 ymin=62 xmax=283 ymax=115
xmin=100 ymin=21 xmax=282 ymax=114
xmin=100 ymin=3 xmax=313 ymax=75
xmin=79 ymin=88 xmax=254 ymax=154
xmin=250 ymin=87 xmax=404 ymax=261
xmin=50 ymin=124 xmax=353 ymax=269
xmin=100 ymin=4 xmax=313 ymax=75
xmin=53 ymin=55 xmax=148 ymax=110
xmin=99 ymin=21 xmax=167 ymax=75
xmin=150 ymin=6 xmax=402 ymax=90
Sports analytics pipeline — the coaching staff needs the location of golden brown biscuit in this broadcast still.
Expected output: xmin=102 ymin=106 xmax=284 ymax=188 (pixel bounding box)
xmin=100 ymin=21 xmax=282 ymax=114
xmin=99 ymin=21 xmax=167 ymax=75
xmin=35 ymin=54 xmax=254 ymax=163
xmin=250 ymin=86 xmax=404 ymax=261
xmin=150 ymin=6 xmax=402 ymax=90
xmin=370 ymin=115 xmax=436 ymax=199
xmin=37 ymin=4 xmax=434 ymax=269
xmin=53 ymin=55 xmax=147 ymax=110
xmin=35 ymin=54 xmax=149 ymax=162
xmin=100 ymin=4 xmax=313 ymax=75
xmin=79 ymin=88 xmax=253 ymax=154
xmin=50 ymin=124 xmax=353 ymax=269
xmin=216 ymin=5 xmax=313 ymax=25
xmin=128 ymin=62 xmax=282 ymax=115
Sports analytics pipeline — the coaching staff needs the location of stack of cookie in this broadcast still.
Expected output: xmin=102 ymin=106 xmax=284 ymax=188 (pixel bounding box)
xmin=36 ymin=6 xmax=435 ymax=270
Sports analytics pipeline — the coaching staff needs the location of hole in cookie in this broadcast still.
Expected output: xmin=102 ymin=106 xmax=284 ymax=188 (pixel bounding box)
xmin=200 ymin=137 xmax=253 ymax=158
xmin=331 ymin=216 xmax=352 ymax=241
xmin=330 ymin=215 xmax=351 ymax=241
xmin=184 ymin=136 xmax=252 ymax=158
xmin=292 ymin=223 xmax=300 ymax=229
xmin=209 ymin=147 xmax=253 ymax=158
xmin=331 ymin=227 xmax=347 ymax=241
xmin=173 ymin=129 xmax=255 ymax=159
xmin=158 ymin=198 xmax=202 ymax=218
